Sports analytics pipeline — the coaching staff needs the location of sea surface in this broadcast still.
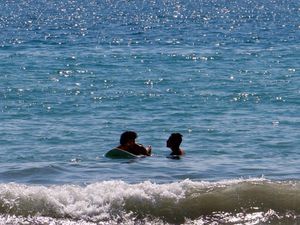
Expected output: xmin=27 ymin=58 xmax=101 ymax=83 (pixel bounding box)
xmin=0 ymin=0 xmax=299 ymax=224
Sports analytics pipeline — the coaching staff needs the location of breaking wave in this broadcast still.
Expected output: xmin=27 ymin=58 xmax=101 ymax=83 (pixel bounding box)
xmin=1 ymin=178 xmax=300 ymax=224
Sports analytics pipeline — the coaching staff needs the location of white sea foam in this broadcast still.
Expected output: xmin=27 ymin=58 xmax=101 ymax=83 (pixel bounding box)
xmin=2 ymin=178 xmax=300 ymax=224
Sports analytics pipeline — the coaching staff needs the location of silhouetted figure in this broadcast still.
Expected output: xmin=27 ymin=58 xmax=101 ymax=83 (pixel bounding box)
xmin=167 ymin=133 xmax=184 ymax=156
xmin=117 ymin=131 xmax=151 ymax=156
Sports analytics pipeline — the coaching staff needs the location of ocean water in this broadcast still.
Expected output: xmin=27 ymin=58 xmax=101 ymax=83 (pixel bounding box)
xmin=0 ymin=0 xmax=300 ymax=224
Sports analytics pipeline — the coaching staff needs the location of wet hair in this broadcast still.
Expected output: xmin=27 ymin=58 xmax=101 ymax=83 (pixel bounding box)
xmin=120 ymin=131 xmax=137 ymax=145
xmin=169 ymin=133 xmax=182 ymax=146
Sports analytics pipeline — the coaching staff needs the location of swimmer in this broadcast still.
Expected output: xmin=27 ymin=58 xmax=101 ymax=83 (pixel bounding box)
xmin=166 ymin=133 xmax=184 ymax=156
xmin=117 ymin=131 xmax=151 ymax=156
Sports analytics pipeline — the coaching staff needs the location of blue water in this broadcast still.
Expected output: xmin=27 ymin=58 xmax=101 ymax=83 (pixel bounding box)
xmin=0 ymin=0 xmax=300 ymax=224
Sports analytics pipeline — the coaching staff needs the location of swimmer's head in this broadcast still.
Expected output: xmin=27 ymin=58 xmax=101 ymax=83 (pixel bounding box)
xmin=167 ymin=133 xmax=182 ymax=148
xmin=120 ymin=131 xmax=137 ymax=146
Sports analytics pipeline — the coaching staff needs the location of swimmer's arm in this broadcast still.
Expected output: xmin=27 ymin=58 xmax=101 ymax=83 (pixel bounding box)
xmin=145 ymin=145 xmax=152 ymax=156
xmin=135 ymin=144 xmax=152 ymax=156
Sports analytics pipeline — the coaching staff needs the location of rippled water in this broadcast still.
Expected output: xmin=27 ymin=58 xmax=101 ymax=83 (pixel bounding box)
xmin=0 ymin=0 xmax=300 ymax=224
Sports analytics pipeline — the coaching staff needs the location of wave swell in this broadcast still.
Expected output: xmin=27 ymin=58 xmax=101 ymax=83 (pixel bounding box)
xmin=1 ymin=178 xmax=300 ymax=224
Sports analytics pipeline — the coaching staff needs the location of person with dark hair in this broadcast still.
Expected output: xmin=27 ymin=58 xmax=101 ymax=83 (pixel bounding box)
xmin=166 ymin=133 xmax=184 ymax=156
xmin=117 ymin=131 xmax=151 ymax=156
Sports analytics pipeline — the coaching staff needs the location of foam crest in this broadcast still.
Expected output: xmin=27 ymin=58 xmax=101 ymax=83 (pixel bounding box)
xmin=1 ymin=178 xmax=300 ymax=224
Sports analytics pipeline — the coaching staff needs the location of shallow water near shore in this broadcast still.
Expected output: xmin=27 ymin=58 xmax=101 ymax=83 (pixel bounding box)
xmin=0 ymin=0 xmax=300 ymax=224
xmin=1 ymin=179 xmax=300 ymax=224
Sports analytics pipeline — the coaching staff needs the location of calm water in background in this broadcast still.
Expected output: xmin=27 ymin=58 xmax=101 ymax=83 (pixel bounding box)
xmin=0 ymin=0 xmax=300 ymax=224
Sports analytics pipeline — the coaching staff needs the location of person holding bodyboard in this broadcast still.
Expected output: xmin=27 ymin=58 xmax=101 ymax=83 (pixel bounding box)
xmin=106 ymin=131 xmax=151 ymax=158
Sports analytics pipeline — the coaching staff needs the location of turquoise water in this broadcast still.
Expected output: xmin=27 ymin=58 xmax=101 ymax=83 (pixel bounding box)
xmin=0 ymin=0 xmax=300 ymax=224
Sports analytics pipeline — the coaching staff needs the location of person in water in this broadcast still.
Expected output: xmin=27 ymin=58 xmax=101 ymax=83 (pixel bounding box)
xmin=167 ymin=133 xmax=184 ymax=156
xmin=117 ymin=131 xmax=151 ymax=156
